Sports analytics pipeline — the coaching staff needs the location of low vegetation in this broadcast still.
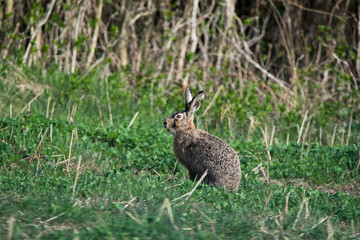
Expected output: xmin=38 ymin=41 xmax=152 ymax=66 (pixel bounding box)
xmin=1 ymin=1 xmax=360 ymax=238
xmin=0 ymin=64 xmax=359 ymax=239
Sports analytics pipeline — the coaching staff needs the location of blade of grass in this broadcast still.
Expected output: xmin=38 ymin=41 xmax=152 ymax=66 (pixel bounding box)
xmin=71 ymin=156 xmax=82 ymax=201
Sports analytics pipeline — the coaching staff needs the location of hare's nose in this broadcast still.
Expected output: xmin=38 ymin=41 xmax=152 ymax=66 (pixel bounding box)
xmin=163 ymin=121 xmax=167 ymax=128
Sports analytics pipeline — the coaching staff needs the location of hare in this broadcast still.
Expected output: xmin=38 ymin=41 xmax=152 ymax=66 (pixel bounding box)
xmin=164 ymin=88 xmax=241 ymax=191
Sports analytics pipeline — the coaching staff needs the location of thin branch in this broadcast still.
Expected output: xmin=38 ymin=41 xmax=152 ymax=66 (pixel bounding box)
xmin=285 ymin=0 xmax=344 ymax=20
xmin=221 ymin=28 xmax=292 ymax=93
xmin=23 ymin=0 xmax=56 ymax=64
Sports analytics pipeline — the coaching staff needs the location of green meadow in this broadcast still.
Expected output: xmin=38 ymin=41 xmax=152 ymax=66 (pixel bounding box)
xmin=0 ymin=66 xmax=359 ymax=239
xmin=1 ymin=0 xmax=360 ymax=238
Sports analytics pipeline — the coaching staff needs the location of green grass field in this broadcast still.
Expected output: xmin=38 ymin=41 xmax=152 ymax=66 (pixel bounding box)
xmin=1 ymin=65 xmax=360 ymax=239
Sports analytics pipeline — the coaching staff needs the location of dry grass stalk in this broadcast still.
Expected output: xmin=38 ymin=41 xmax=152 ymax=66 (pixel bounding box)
xmin=56 ymin=156 xmax=76 ymax=166
xmin=41 ymin=212 xmax=65 ymax=224
xmin=50 ymin=101 xmax=56 ymax=120
xmin=156 ymin=198 xmax=179 ymax=230
xmin=251 ymin=163 xmax=268 ymax=182
xmin=68 ymin=104 xmax=77 ymax=124
xmin=171 ymin=159 xmax=179 ymax=180
xmin=285 ymin=191 xmax=290 ymax=214
xmin=9 ymin=103 xmax=12 ymax=118
xmin=31 ymin=127 xmax=48 ymax=162
xmin=270 ymin=126 xmax=275 ymax=146
xmin=327 ymin=218 xmax=334 ymax=240
xmin=125 ymin=211 xmax=142 ymax=225
xmin=50 ymin=124 xmax=53 ymax=144
xmin=46 ymin=97 xmax=51 ymax=118
xmin=17 ymin=90 xmax=44 ymax=117
xmin=34 ymin=128 xmax=49 ymax=178
xmin=202 ymin=85 xmax=223 ymax=116
xmin=67 ymin=105 xmax=71 ymax=123
xmin=7 ymin=216 xmax=15 ymax=240
xmin=119 ymin=197 xmax=137 ymax=212
xmin=351 ymin=219 xmax=355 ymax=236
xmin=172 ymin=169 xmax=208 ymax=202
xmin=67 ymin=129 xmax=76 ymax=173
xmin=71 ymin=155 xmax=82 ymax=200
xmin=153 ymin=169 xmax=161 ymax=177
xmin=346 ymin=102 xmax=355 ymax=145
xmin=27 ymin=102 xmax=31 ymax=114
xmin=303 ymin=115 xmax=312 ymax=143
xmin=286 ymin=133 xmax=289 ymax=145
xmin=341 ymin=127 xmax=345 ymax=145
xmin=261 ymin=127 xmax=271 ymax=184
xmin=184 ymin=169 xmax=208 ymax=201
xmin=305 ymin=198 xmax=310 ymax=219
xmin=331 ymin=123 xmax=338 ymax=146
xmin=228 ymin=117 xmax=234 ymax=141
xmin=261 ymin=190 xmax=273 ymax=215
xmin=215 ymin=100 xmax=231 ymax=135
xmin=127 ymin=111 xmax=140 ymax=129
xmin=312 ymin=216 xmax=328 ymax=229
xmin=300 ymin=116 xmax=312 ymax=160
xmin=292 ymin=196 xmax=307 ymax=230
xmin=305 ymin=135 xmax=311 ymax=158
xmin=297 ymin=110 xmax=308 ymax=144
xmin=247 ymin=116 xmax=256 ymax=141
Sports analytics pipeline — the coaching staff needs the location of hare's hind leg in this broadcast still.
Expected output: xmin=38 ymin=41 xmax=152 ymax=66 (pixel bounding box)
xmin=204 ymin=176 xmax=228 ymax=190
xmin=189 ymin=170 xmax=207 ymax=182
xmin=189 ymin=170 xmax=197 ymax=181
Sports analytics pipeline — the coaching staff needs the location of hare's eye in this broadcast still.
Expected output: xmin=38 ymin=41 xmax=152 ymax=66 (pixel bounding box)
xmin=175 ymin=113 xmax=183 ymax=120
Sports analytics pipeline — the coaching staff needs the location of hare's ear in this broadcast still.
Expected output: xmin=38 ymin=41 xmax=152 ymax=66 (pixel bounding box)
xmin=185 ymin=87 xmax=193 ymax=105
xmin=187 ymin=91 xmax=204 ymax=114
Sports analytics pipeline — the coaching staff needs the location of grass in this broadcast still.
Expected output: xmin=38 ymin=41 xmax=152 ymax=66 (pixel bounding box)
xmin=0 ymin=65 xmax=360 ymax=239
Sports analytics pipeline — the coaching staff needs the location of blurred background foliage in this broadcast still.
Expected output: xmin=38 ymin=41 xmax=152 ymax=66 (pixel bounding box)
xmin=0 ymin=0 xmax=359 ymax=144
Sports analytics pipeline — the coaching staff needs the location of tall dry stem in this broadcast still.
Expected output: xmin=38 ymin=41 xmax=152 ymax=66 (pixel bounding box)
xmin=72 ymin=155 xmax=82 ymax=200
xmin=261 ymin=127 xmax=271 ymax=184
xmin=87 ymin=0 xmax=103 ymax=68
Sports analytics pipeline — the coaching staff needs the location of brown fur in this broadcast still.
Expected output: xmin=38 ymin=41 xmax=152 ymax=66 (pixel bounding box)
xmin=164 ymin=88 xmax=241 ymax=191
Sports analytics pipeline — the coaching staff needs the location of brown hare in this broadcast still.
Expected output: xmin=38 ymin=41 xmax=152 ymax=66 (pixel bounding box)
xmin=164 ymin=88 xmax=241 ymax=191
